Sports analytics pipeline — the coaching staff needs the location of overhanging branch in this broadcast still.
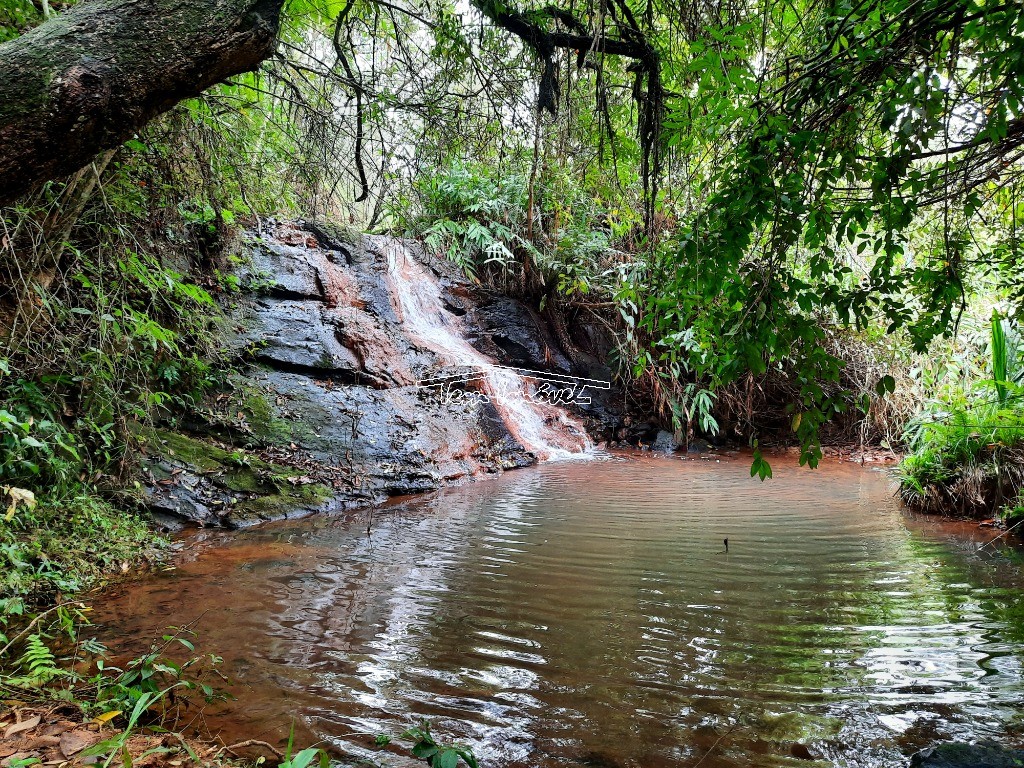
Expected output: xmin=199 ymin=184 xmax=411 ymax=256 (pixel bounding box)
xmin=0 ymin=0 xmax=285 ymax=206
xmin=472 ymin=0 xmax=663 ymax=232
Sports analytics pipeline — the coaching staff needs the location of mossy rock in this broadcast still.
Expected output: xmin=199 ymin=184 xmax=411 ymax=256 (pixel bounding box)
xmin=231 ymin=483 xmax=332 ymax=525
xmin=305 ymin=219 xmax=360 ymax=250
xmin=206 ymin=376 xmax=316 ymax=448
xmin=237 ymin=386 xmax=299 ymax=445
xmin=146 ymin=428 xmax=237 ymax=472
xmin=140 ymin=427 xmax=333 ymax=526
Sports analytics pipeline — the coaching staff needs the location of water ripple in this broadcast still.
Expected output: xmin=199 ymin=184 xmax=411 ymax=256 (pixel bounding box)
xmin=93 ymin=453 xmax=1024 ymax=768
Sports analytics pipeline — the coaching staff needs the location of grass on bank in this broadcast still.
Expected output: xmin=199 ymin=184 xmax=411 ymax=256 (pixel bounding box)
xmin=1 ymin=492 xmax=166 ymax=603
xmin=895 ymin=310 xmax=1024 ymax=523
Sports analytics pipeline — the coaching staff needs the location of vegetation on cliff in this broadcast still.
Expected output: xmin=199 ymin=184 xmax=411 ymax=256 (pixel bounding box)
xmin=0 ymin=0 xmax=1019 ymax=606
xmin=0 ymin=0 xmax=1022 ymax=760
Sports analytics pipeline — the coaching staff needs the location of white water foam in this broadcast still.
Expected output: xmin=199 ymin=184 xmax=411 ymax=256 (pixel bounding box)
xmin=381 ymin=239 xmax=592 ymax=461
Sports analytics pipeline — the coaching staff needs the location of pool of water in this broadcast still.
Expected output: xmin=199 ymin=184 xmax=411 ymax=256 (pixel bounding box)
xmin=94 ymin=452 xmax=1024 ymax=767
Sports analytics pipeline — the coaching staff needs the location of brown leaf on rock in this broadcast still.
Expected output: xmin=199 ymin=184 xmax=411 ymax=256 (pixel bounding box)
xmin=38 ymin=720 xmax=76 ymax=737
xmin=21 ymin=735 xmax=60 ymax=751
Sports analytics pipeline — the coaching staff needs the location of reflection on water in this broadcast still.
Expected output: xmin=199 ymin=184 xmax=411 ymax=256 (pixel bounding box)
xmin=94 ymin=452 xmax=1024 ymax=767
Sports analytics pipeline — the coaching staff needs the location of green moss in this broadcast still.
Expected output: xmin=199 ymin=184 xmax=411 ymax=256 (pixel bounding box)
xmin=201 ymin=377 xmax=315 ymax=447
xmin=220 ymin=467 xmax=265 ymax=494
xmin=144 ymin=427 xmax=331 ymax=522
xmin=147 ymin=427 xmax=306 ymax=481
xmin=232 ymin=483 xmax=331 ymax=522
xmin=146 ymin=428 xmax=233 ymax=472
xmin=239 ymin=388 xmax=296 ymax=445
xmin=297 ymin=481 xmax=331 ymax=504
xmin=309 ymin=219 xmax=360 ymax=248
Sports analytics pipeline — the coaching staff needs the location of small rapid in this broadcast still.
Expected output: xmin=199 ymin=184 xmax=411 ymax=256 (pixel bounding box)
xmin=380 ymin=238 xmax=591 ymax=461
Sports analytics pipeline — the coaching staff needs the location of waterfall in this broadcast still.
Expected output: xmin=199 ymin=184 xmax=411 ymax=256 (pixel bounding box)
xmin=381 ymin=239 xmax=592 ymax=461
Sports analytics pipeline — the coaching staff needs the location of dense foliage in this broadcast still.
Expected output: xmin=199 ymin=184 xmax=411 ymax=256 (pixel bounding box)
xmin=294 ymin=0 xmax=1024 ymax=467
xmin=896 ymin=311 xmax=1024 ymax=521
xmin=0 ymin=19 xmax=341 ymax=600
xmin=2 ymin=0 xmax=1024 ymax=555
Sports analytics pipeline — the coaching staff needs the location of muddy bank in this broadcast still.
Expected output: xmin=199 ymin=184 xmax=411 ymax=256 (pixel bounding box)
xmin=141 ymin=221 xmax=630 ymax=529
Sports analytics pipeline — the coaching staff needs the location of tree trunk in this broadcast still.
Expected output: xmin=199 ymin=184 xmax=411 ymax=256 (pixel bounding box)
xmin=0 ymin=0 xmax=284 ymax=206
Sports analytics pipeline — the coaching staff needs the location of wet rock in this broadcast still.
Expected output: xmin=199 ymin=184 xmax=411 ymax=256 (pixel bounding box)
xmin=462 ymin=291 xmax=626 ymax=438
xmin=653 ymin=430 xmax=678 ymax=453
xmin=789 ymin=743 xmax=816 ymax=760
xmin=909 ymin=742 xmax=1024 ymax=768
xmin=142 ymin=221 xmax=627 ymax=527
xmin=469 ymin=295 xmax=572 ymax=372
xmin=140 ymin=428 xmax=334 ymax=528
xmin=246 ymin=369 xmax=534 ymax=494
xmin=147 ymin=482 xmax=216 ymax=527
xmin=237 ymin=299 xmax=363 ymax=375
xmin=617 ymin=418 xmax=659 ymax=446
xmin=238 ymin=240 xmax=327 ymax=300
xmin=688 ymin=437 xmax=713 ymax=453
xmin=302 ymin=218 xmax=360 ymax=262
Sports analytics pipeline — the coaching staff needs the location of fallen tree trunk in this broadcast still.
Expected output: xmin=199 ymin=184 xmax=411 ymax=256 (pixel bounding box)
xmin=0 ymin=0 xmax=285 ymax=206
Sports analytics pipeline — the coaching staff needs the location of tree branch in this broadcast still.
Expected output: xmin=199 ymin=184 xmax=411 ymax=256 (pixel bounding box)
xmin=0 ymin=0 xmax=285 ymax=206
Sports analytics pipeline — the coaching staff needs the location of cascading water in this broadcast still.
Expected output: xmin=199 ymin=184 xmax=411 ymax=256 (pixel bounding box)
xmin=380 ymin=238 xmax=592 ymax=461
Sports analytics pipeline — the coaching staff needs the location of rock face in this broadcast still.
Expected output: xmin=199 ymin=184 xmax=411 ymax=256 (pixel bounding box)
xmin=652 ymin=430 xmax=678 ymax=453
xmin=142 ymin=221 xmax=623 ymax=528
xmin=466 ymin=294 xmax=623 ymax=437
xmin=909 ymin=742 xmax=1024 ymax=768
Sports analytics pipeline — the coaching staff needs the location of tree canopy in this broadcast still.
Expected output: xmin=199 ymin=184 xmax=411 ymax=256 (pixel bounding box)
xmin=314 ymin=0 xmax=1024 ymax=465
xmin=1 ymin=0 xmax=1023 ymax=466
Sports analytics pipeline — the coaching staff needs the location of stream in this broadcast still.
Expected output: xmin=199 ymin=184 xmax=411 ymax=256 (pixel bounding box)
xmin=94 ymin=452 xmax=1024 ymax=767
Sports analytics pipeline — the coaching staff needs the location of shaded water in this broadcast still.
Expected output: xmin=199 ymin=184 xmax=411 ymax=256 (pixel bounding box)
xmin=95 ymin=453 xmax=1024 ymax=767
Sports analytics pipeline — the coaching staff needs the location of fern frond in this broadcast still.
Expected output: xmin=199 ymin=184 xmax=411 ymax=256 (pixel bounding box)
xmin=20 ymin=634 xmax=60 ymax=683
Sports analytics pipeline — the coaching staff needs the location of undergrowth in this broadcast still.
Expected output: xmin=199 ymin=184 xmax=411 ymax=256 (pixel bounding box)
xmin=0 ymin=606 xmax=472 ymax=768
xmin=0 ymin=615 xmax=303 ymax=768
xmin=403 ymin=159 xmax=634 ymax=299
xmin=0 ymin=494 xmax=164 ymax=601
xmin=0 ymin=84 xmax=314 ymax=602
xmin=895 ymin=310 xmax=1024 ymax=520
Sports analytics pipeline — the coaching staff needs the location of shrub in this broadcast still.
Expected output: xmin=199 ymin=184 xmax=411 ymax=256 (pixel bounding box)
xmin=895 ymin=311 xmax=1024 ymax=517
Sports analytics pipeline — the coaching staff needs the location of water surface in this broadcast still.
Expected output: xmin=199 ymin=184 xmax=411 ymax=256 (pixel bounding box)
xmin=96 ymin=452 xmax=1024 ymax=767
